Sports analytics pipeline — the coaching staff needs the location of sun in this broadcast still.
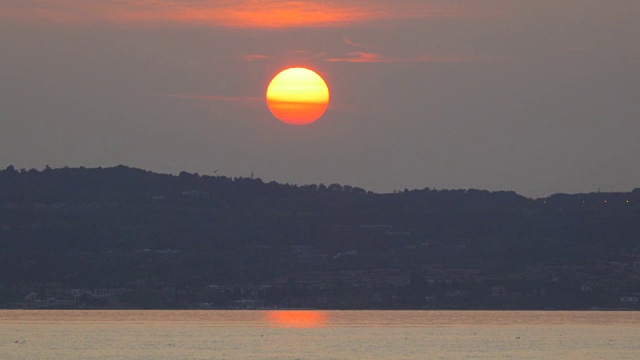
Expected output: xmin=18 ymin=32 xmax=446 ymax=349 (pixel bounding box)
xmin=266 ymin=67 xmax=330 ymax=125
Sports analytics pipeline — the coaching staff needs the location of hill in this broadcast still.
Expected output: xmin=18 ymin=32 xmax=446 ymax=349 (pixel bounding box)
xmin=1 ymin=165 xmax=639 ymax=309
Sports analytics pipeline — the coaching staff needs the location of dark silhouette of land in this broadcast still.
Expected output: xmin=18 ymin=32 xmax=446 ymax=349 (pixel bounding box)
xmin=1 ymin=165 xmax=638 ymax=309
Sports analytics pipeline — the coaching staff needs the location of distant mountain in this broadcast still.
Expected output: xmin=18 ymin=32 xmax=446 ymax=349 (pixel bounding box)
xmin=1 ymin=165 xmax=639 ymax=309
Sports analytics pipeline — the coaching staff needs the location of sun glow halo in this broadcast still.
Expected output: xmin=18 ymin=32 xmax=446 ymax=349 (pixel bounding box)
xmin=266 ymin=67 xmax=329 ymax=125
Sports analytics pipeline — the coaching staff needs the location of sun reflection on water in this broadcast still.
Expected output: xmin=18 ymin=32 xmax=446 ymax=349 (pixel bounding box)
xmin=266 ymin=310 xmax=328 ymax=328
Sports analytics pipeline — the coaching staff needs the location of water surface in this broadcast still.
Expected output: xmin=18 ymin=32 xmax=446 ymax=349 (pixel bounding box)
xmin=1 ymin=310 xmax=639 ymax=359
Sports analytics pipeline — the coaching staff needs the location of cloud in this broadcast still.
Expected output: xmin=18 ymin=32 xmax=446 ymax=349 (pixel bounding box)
xmin=342 ymin=37 xmax=378 ymax=50
xmin=153 ymin=93 xmax=263 ymax=107
xmin=152 ymin=92 xmax=358 ymax=114
xmin=239 ymin=49 xmax=510 ymax=64
xmin=412 ymin=55 xmax=512 ymax=63
xmin=241 ymin=54 xmax=271 ymax=62
xmin=325 ymin=52 xmax=510 ymax=64
xmin=326 ymin=52 xmax=384 ymax=63
xmin=0 ymin=1 xmax=486 ymax=28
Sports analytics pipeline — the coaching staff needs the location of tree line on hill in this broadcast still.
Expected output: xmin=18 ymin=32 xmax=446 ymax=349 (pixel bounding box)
xmin=0 ymin=165 xmax=638 ymax=309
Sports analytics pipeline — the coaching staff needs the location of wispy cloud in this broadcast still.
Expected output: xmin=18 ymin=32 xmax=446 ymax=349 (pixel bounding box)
xmin=326 ymin=52 xmax=384 ymax=63
xmin=1 ymin=1 xmax=490 ymax=28
xmin=241 ymin=54 xmax=271 ymax=62
xmin=412 ymin=55 xmax=511 ymax=63
xmin=239 ymin=49 xmax=510 ymax=64
xmin=153 ymin=92 xmax=357 ymax=113
xmin=326 ymin=52 xmax=510 ymax=64
xmin=342 ymin=37 xmax=378 ymax=50
xmin=153 ymin=93 xmax=263 ymax=107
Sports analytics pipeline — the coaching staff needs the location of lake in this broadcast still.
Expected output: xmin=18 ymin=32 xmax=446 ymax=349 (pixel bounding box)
xmin=1 ymin=310 xmax=639 ymax=359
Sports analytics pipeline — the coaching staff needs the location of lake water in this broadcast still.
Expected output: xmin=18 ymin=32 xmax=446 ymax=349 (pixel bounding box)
xmin=1 ymin=310 xmax=639 ymax=359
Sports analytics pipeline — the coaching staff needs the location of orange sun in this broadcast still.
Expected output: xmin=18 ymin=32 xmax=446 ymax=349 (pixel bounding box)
xmin=266 ymin=67 xmax=330 ymax=125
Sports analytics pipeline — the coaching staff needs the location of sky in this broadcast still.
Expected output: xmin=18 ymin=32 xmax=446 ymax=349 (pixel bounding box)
xmin=1 ymin=0 xmax=639 ymax=197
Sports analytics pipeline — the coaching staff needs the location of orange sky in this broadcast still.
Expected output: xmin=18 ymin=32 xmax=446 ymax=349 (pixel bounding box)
xmin=0 ymin=0 xmax=483 ymax=28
